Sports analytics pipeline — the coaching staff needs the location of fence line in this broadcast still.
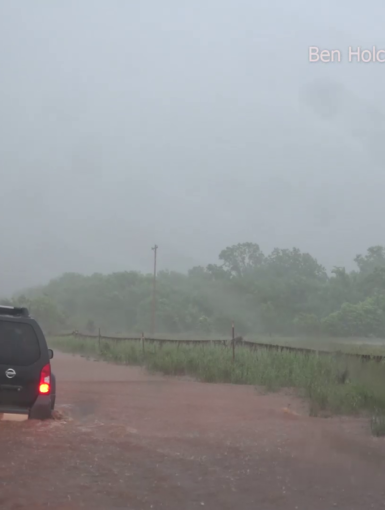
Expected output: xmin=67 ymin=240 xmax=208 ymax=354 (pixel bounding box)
xmin=52 ymin=330 xmax=385 ymax=363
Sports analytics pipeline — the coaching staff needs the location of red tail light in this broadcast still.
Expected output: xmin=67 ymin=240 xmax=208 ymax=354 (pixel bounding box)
xmin=39 ymin=364 xmax=51 ymax=394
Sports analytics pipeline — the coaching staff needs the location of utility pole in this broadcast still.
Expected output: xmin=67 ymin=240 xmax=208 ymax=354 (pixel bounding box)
xmin=151 ymin=244 xmax=158 ymax=336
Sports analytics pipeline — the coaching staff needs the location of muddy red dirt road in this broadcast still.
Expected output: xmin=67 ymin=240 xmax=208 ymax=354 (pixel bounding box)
xmin=1 ymin=352 xmax=385 ymax=509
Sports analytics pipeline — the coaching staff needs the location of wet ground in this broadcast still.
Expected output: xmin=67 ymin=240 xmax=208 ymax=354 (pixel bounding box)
xmin=0 ymin=352 xmax=385 ymax=509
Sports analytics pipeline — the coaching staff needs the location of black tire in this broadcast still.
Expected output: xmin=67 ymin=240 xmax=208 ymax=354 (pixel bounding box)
xmin=51 ymin=396 xmax=56 ymax=411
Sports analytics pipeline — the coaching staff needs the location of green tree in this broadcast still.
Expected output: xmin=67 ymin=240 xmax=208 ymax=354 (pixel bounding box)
xmin=355 ymin=246 xmax=385 ymax=275
xmin=266 ymin=248 xmax=327 ymax=281
xmin=27 ymin=296 xmax=67 ymax=334
xmin=259 ymin=302 xmax=277 ymax=336
xmin=10 ymin=241 xmax=385 ymax=340
xmin=198 ymin=315 xmax=212 ymax=335
xmin=323 ymin=297 xmax=385 ymax=337
xmin=219 ymin=242 xmax=265 ymax=277
xmin=86 ymin=319 xmax=96 ymax=334
xmin=293 ymin=313 xmax=321 ymax=336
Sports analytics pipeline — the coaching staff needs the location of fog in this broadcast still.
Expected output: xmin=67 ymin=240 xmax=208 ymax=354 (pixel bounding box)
xmin=1 ymin=1 xmax=384 ymax=294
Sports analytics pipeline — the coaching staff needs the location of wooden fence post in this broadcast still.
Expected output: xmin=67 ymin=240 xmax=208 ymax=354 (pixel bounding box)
xmin=98 ymin=328 xmax=101 ymax=350
xmin=141 ymin=332 xmax=145 ymax=355
xmin=232 ymin=322 xmax=235 ymax=362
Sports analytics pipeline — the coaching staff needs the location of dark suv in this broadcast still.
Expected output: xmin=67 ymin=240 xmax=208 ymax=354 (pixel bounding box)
xmin=0 ymin=306 xmax=56 ymax=419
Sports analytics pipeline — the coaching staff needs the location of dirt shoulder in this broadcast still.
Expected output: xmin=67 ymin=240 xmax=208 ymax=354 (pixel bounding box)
xmin=0 ymin=352 xmax=384 ymax=509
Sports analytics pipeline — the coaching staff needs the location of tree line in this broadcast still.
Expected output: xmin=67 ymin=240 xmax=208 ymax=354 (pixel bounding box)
xmin=5 ymin=243 xmax=385 ymax=338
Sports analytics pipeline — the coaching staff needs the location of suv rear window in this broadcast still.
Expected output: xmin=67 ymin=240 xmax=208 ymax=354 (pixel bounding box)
xmin=0 ymin=320 xmax=40 ymax=366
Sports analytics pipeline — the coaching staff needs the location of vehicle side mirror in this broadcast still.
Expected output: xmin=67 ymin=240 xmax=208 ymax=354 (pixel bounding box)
xmin=48 ymin=349 xmax=54 ymax=360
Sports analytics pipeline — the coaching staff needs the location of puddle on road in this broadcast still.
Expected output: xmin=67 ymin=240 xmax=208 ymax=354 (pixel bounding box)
xmin=53 ymin=400 xmax=99 ymax=421
xmin=52 ymin=409 xmax=73 ymax=421
xmin=0 ymin=402 xmax=140 ymax=440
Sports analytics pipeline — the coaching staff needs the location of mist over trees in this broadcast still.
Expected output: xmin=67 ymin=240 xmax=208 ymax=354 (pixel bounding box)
xmin=6 ymin=243 xmax=385 ymax=338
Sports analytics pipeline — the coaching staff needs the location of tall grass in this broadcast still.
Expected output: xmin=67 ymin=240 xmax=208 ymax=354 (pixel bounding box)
xmin=49 ymin=336 xmax=385 ymax=419
xmin=250 ymin=335 xmax=385 ymax=355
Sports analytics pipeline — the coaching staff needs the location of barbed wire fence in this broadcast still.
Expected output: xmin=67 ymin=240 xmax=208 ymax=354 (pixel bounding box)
xmin=52 ymin=328 xmax=385 ymax=363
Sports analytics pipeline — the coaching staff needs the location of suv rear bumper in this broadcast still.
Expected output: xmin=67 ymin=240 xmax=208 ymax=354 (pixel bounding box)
xmin=0 ymin=395 xmax=53 ymax=420
xmin=0 ymin=405 xmax=29 ymax=415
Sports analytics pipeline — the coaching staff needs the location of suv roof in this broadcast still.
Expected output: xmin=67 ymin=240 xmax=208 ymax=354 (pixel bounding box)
xmin=0 ymin=306 xmax=30 ymax=318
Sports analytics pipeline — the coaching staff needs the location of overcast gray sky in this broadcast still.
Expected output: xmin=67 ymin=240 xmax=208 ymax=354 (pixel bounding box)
xmin=1 ymin=1 xmax=385 ymax=293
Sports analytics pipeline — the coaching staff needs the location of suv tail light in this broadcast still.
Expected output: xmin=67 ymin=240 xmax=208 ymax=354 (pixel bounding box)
xmin=39 ymin=364 xmax=51 ymax=394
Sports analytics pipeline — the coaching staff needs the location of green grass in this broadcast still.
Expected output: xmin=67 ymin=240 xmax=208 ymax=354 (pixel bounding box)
xmin=249 ymin=335 xmax=385 ymax=355
xmin=49 ymin=335 xmax=385 ymax=424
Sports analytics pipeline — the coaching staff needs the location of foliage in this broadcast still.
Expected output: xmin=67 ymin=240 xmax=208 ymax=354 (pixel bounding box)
xmin=219 ymin=242 xmax=265 ymax=277
xmin=5 ymin=243 xmax=385 ymax=338
xmin=322 ymin=297 xmax=385 ymax=338
xmin=293 ymin=313 xmax=321 ymax=336
xmin=8 ymin=294 xmax=66 ymax=334
xmin=354 ymin=246 xmax=385 ymax=275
